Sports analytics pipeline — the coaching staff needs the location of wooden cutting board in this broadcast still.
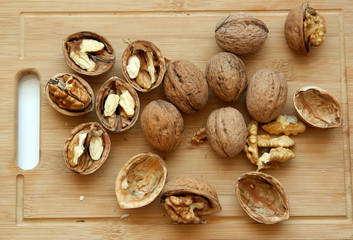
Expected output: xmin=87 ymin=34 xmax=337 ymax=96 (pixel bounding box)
xmin=1 ymin=0 xmax=353 ymax=239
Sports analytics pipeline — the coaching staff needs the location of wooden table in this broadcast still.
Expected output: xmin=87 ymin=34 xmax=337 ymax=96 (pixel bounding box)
xmin=1 ymin=0 xmax=353 ymax=239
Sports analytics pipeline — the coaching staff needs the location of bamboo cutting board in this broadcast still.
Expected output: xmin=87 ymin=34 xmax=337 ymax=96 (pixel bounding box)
xmin=1 ymin=0 xmax=353 ymax=239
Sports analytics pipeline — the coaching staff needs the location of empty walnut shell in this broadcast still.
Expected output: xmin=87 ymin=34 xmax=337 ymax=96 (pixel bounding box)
xmin=215 ymin=13 xmax=269 ymax=55
xmin=160 ymin=177 xmax=222 ymax=224
xmin=206 ymin=107 xmax=247 ymax=158
xmin=115 ymin=152 xmax=167 ymax=209
xmin=45 ymin=73 xmax=94 ymax=116
xmin=163 ymin=60 xmax=209 ymax=114
xmin=246 ymin=68 xmax=288 ymax=123
xmin=63 ymin=31 xmax=116 ymax=76
xmin=235 ymin=172 xmax=290 ymax=224
xmin=122 ymin=40 xmax=166 ymax=92
xmin=293 ymin=86 xmax=341 ymax=128
xmin=205 ymin=52 xmax=247 ymax=102
xmin=284 ymin=3 xmax=327 ymax=55
xmin=63 ymin=122 xmax=111 ymax=175
xmin=141 ymin=100 xmax=184 ymax=152
xmin=96 ymin=76 xmax=140 ymax=133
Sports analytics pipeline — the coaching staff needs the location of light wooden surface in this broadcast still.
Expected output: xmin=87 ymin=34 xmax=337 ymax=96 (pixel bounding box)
xmin=1 ymin=0 xmax=353 ymax=239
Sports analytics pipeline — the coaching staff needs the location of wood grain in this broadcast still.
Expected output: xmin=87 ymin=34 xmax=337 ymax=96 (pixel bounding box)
xmin=1 ymin=0 xmax=353 ymax=239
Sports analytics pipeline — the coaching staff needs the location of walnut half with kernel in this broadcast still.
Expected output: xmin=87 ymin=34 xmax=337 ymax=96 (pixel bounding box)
xmin=122 ymin=40 xmax=166 ymax=92
xmin=63 ymin=31 xmax=116 ymax=76
xmin=96 ymin=77 xmax=140 ymax=133
xmin=284 ymin=3 xmax=327 ymax=55
xmin=45 ymin=73 xmax=94 ymax=116
xmin=63 ymin=122 xmax=111 ymax=175
xmin=161 ymin=177 xmax=222 ymax=224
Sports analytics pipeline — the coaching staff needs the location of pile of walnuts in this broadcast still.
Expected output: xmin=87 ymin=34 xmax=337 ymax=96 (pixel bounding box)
xmin=45 ymin=2 xmax=342 ymax=225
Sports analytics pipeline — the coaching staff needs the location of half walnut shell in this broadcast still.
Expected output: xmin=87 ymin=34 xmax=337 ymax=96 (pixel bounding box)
xmin=160 ymin=177 xmax=222 ymax=224
xmin=63 ymin=122 xmax=111 ymax=175
xmin=284 ymin=3 xmax=327 ymax=55
xmin=293 ymin=86 xmax=341 ymax=128
xmin=63 ymin=31 xmax=116 ymax=76
xmin=45 ymin=73 xmax=94 ymax=116
xmin=235 ymin=171 xmax=290 ymax=224
xmin=115 ymin=152 xmax=167 ymax=209
xmin=122 ymin=40 xmax=166 ymax=92
xmin=96 ymin=76 xmax=140 ymax=133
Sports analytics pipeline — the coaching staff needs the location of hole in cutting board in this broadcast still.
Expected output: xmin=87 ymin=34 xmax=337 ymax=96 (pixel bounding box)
xmin=17 ymin=71 xmax=40 ymax=170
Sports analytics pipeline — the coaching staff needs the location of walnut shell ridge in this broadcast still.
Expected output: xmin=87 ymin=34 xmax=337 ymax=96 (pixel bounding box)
xmin=246 ymin=68 xmax=288 ymax=123
xmin=205 ymin=52 xmax=247 ymax=102
xmin=215 ymin=13 xmax=269 ymax=55
xmin=141 ymin=100 xmax=184 ymax=152
xmin=206 ymin=107 xmax=247 ymax=158
xmin=163 ymin=60 xmax=209 ymax=114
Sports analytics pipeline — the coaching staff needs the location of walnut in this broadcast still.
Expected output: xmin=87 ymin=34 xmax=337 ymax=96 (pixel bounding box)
xmin=163 ymin=60 xmax=209 ymax=114
xmin=206 ymin=107 xmax=247 ymax=158
xmin=257 ymin=135 xmax=295 ymax=148
xmin=161 ymin=177 xmax=222 ymax=224
xmin=284 ymin=3 xmax=327 ymax=55
xmin=215 ymin=13 xmax=269 ymax=55
xmin=96 ymin=76 xmax=140 ymax=133
xmin=244 ymin=120 xmax=296 ymax=171
xmin=235 ymin=172 xmax=290 ymax=224
xmin=45 ymin=73 xmax=94 ymax=116
xmin=63 ymin=31 xmax=115 ymax=76
xmin=63 ymin=122 xmax=111 ymax=175
xmin=191 ymin=128 xmax=207 ymax=144
xmin=115 ymin=152 xmax=167 ymax=209
xmin=205 ymin=52 xmax=247 ymax=103
xmin=262 ymin=115 xmax=306 ymax=136
xmin=140 ymin=100 xmax=184 ymax=152
xmin=293 ymin=86 xmax=341 ymax=128
xmin=246 ymin=68 xmax=288 ymax=123
xmin=122 ymin=40 xmax=166 ymax=92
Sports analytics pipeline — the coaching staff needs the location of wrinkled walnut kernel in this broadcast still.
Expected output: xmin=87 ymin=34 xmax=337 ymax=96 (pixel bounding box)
xmin=262 ymin=115 xmax=306 ymax=136
xmin=304 ymin=7 xmax=326 ymax=47
xmin=191 ymin=128 xmax=207 ymax=144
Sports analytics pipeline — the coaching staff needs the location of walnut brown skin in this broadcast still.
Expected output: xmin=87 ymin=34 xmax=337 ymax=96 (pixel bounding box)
xmin=163 ymin=60 xmax=209 ymax=114
xmin=246 ymin=68 xmax=288 ymax=123
xmin=206 ymin=107 xmax=247 ymax=158
xmin=205 ymin=52 xmax=247 ymax=102
xmin=215 ymin=13 xmax=269 ymax=55
xmin=140 ymin=100 xmax=184 ymax=152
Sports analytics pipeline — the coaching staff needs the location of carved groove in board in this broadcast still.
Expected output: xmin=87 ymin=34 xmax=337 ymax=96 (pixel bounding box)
xmin=16 ymin=69 xmax=40 ymax=170
xmin=16 ymin=174 xmax=24 ymax=224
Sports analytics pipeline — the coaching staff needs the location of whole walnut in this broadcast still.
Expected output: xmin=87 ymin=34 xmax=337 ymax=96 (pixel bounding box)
xmin=206 ymin=107 xmax=247 ymax=158
xmin=163 ymin=60 xmax=209 ymax=114
xmin=205 ymin=52 xmax=247 ymax=102
xmin=215 ymin=13 xmax=269 ymax=55
xmin=141 ymin=100 xmax=184 ymax=152
xmin=246 ymin=68 xmax=287 ymax=123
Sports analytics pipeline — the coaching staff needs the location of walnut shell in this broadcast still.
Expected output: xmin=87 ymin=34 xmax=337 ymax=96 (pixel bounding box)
xmin=63 ymin=122 xmax=111 ymax=175
xmin=235 ymin=171 xmax=290 ymax=224
xmin=115 ymin=152 xmax=167 ymax=209
xmin=205 ymin=52 xmax=247 ymax=102
xmin=122 ymin=40 xmax=166 ymax=92
xmin=246 ymin=68 xmax=288 ymax=123
xmin=63 ymin=31 xmax=116 ymax=76
xmin=284 ymin=3 xmax=327 ymax=55
xmin=163 ymin=60 xmax=209 ymax=114
xmin=96 ymin=76 xmax=140 ymax=133
xmin=215 ymin=13 xmax=269 ymax=55
xmin=293 ymin=86 xmax=341 ymax=128
xmin=160 ymin=177 xmax=222 ymax=223
xmin=45 ymin=73 xmax=94 ymax=116
xmin=141 ymin=100 xmax=184 ymax=152
xmin=206 ymin=107 xmax=247 ymax=158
